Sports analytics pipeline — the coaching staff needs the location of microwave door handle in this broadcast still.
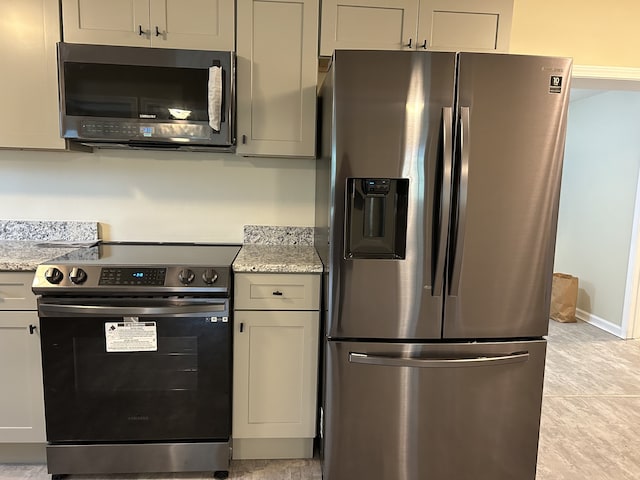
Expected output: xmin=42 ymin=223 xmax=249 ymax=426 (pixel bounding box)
xmin=208 ymin=66 xmax=223 ymax=131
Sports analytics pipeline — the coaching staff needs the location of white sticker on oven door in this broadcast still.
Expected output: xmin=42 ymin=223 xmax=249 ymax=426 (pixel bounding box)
xmin=105 ymin=322 xmax=158 ymax=352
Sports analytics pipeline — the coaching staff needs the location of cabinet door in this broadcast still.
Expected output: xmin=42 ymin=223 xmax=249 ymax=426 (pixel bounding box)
xmin=0 ymin=0 xmax=64 ymax=150
xmin=233 ymin=310 xmax=319 ymax=438
xmin=417 ymin=0 xmax=513 ymax=52
xmin=61 ymin=0 xmax=150 ymax=47
xmin=0 ymin=272 xmax=37 ymax=310
xmin=0 ymin=312 xmax=46 ymax=443
xmin=320 ymin=0 xmax=419 ymax=56
xmin=149 ymin=0 xmax=235 ymax=50
xmin=236 ymin=0 xmax=319 ymax=157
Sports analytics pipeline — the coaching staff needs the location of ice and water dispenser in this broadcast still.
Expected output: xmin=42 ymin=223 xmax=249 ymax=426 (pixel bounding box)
xmin=345 ymin=178 xmax=409 ymax=259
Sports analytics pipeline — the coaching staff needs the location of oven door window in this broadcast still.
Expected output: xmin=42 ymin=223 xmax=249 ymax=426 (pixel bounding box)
xmin=40 ymin=316 xmax=230 ymax=443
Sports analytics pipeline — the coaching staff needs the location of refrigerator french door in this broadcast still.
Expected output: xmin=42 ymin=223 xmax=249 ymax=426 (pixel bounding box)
xmin=317 ymin=50 xmax=572 ymax=480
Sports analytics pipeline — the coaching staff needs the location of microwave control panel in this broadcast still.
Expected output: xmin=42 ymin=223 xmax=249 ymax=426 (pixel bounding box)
xmin=75 ymin=121 xmax=212 ymax=141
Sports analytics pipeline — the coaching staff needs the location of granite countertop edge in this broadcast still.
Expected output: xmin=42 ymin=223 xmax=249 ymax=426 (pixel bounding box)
xmin=0 ymin=241 xmax=91 ymax=272
xmin=233 ymin=244 xmax=323 ymax=274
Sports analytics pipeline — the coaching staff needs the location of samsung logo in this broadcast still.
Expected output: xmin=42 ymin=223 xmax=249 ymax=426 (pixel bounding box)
xmin=127 ymin=415 xmax=149 ymax=421
xmin=139 ymin=114 xmax=156 ymax=119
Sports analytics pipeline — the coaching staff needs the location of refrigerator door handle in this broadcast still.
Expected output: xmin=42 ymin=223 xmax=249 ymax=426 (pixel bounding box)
xmin=348 ymin=350 xmax=529 ymax=368
xmin=433 ymin=107 xmax=453 ymax=297
xmin=449 ymin=106 xmax=471 ymax=297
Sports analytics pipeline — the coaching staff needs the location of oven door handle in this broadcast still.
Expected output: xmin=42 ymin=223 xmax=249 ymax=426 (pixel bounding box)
xmin=38 ymin=303 xmax=228 ymax=317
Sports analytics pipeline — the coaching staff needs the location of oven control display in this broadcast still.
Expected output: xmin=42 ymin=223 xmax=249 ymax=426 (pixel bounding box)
xmin=99 ymin=268 xmax=166 ymax=286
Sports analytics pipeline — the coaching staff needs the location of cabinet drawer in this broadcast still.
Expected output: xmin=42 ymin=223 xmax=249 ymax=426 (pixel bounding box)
xmin=0 ymin=272 xmax=37 ymax=310
xmin=235 ymin=274 xmax=320 ymax=310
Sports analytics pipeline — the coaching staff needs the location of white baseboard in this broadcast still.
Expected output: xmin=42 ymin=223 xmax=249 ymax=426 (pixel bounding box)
xmin=576 ymin=308 xmax=625 ymax=338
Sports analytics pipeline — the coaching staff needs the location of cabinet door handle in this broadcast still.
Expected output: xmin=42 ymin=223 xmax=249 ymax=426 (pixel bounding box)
xmin=29 ymin=324 xmax=36 ymax=335
xmin=242 ymin=134 xmax=247 ymax=144
xmin=272 ymin=290 xmax=283 ymax=296
xmin=138 ymin=25 xmax=147 ymax=36
xmin=420 ymin=40 xmax=428 ymax=49
xmin=240 ymin=322 xmax=244 ymax=333
xmin=406 ymin=38 xmax=413 ymax=48
xmin=155 ymin=26 xmax=162 ymax=37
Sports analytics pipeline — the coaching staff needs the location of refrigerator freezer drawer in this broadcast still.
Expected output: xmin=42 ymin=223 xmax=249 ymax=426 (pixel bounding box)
xmin=323 ymin=339 xmax=546 ymax=480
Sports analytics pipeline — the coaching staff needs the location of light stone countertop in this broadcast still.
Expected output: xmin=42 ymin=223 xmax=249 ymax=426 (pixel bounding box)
xmin=0 ymin=241 xmax=92 ymax=271
xmin=0 ymin=220 xmax=100 ymax=271
xmin=233 ymin=225 xmax=323 ymax=274
xmin=233 ymin=244 xmax=323 ymax=274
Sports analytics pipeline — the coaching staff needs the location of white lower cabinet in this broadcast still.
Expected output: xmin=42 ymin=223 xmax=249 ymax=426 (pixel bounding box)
xmin=233 ymin=273 xmax=320 ymax=459
xmin=0 ymin=273 xmax=46 ymax=444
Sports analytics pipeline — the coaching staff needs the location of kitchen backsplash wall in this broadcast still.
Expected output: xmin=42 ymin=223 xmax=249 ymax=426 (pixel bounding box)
xmin=0 ymin=149 xmax=315 ymax=243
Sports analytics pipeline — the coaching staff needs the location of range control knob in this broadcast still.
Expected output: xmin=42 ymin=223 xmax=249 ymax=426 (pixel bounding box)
xmin=69 ymin=267 xmax=88 ymax=284
xmin=202 ymin=268 xmax=219 ymax=285
xmin=44 ymin=267 xmax=64 ymax=284
xmin=178 ymin=268 xmax=195 ymax=284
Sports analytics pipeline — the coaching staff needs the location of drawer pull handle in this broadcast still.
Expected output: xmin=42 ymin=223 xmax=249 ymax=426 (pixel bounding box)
xmin=272 ymin=290 xmax=283 ymax=296
xmin=29 ymin=324 xmax=36 ymax=335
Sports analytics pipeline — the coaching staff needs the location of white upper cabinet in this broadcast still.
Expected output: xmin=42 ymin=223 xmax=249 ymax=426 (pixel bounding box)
xmin=61 ymin=0 xmax=235 ymax=50
xmin=236 ymin=0 xmax=319 ymax=158
xmin=320 ymin=0 xmax=513 ymax=56
xmin=417 ymin=0 xmax=513 ymax=53
xmin=0 ymin=0 xmax=65 ymax=150
xmin=320 ymin=0 xmax=418 ymax=55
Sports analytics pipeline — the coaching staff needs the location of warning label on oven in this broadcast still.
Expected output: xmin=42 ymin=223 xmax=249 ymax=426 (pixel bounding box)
xmin=105 ymin=322 xmax=158 ymax=352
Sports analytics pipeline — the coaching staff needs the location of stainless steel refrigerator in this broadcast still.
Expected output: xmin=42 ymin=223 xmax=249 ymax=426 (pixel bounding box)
xmin=314 ymin=50 xmax=572 ymax=480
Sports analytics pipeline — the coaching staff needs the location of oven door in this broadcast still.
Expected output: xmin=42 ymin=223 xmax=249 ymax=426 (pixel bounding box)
xmin=38 ymin=298 xmax=230 ymax=444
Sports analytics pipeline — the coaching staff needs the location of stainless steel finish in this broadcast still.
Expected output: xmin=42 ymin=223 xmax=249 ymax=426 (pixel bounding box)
xmin=33 ymin=264 xmax=232 ymax=295
xmin=324 ymin=340 xmax=546 ymax=480
xmin=46 ymin=442 xmax=230 ymax=475
xmin=348 ymin=350 xmax=529 ymax=368
xmin=444 ymin=53 xmax=572 ymax=339
xmin=317 ymin=51 xmax=572 ymax=480
xmin=326 ymin=50 xmax=457 ymax=340
xmin=449 ymin=106 xmax=470 ymax=297
xmin=38 ymin=302 xmax=228 ymax=317
xmin=432 ymin=106 xmax=453 ymax=297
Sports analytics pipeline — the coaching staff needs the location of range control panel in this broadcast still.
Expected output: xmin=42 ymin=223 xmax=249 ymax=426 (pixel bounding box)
xmin=99 ymin=268 xmax=167 ymax=286
xmin=33 ymin=265 xmax=229 ymax=295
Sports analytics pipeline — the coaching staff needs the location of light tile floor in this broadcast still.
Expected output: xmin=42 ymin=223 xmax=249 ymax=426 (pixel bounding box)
xmin=1 ymin=320 xmax=638 ymax=479
xmin=536 ymin=320 xmax=640 ymax=480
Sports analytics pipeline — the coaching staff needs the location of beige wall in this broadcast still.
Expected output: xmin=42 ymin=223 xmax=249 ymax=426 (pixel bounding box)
xmin=511 ymin=0 xmax=640 ymax=67
xmin=554 ymin=91 xmax=640 ymax=327
xmin=0 ymin=149 xmax=316 ymax=243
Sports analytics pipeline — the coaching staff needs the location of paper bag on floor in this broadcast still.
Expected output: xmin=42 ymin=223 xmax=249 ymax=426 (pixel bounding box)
xmin=550 ymin=273 xmax=578 ymax=322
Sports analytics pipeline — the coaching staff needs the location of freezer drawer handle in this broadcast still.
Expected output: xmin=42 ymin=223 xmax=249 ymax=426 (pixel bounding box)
xmin=348 ymin=351 xmax=529 ymax=368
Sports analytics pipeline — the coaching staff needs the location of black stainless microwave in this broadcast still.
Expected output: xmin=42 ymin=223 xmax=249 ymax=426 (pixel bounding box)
xmin=57 ymin=42 xmax=234 ymax=151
